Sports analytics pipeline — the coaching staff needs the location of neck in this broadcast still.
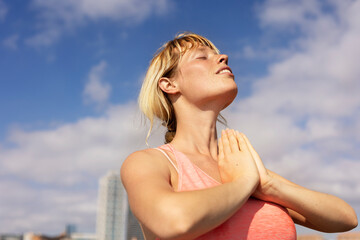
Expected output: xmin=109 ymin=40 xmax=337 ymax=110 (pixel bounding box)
xmin=170 ymin=104 xmax=220 ymax=160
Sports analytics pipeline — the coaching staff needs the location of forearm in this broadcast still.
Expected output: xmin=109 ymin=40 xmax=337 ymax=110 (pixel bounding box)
xmin=264 ymin=174 xmax=358 ymax=232
xmin=236 ymin=133 xmax=358 ymax=232
xmin=150 ymin=177 xmax=258 ymax=240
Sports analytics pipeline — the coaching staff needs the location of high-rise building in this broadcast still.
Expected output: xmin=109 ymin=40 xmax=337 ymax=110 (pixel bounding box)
xmin=96 ymin=171 xmax=128 ymax=240
xmin=96 ymin=171 xmax=144 ymax=240
xmin=65 ymin=224 xmax=77 ymax=237
xmin=0 ymin=234 xmax=23 ymax=240
xmin=126 ymin=207 xmax=144 ymax=240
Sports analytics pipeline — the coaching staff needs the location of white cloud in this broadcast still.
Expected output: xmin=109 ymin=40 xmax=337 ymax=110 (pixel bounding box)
xmin=234 ymin=45 xmax=293 ymax=61
xmin=25 ymin=29 xmax=60 ymax=48
xmin=0 ymin=0 xmax=8 ymax=21
xmin=252 ymin=0 xmax=360 ymax=119
xmin=0 ymin=102 xmax=165 ymax=233
xmin=257 ymin=0 xmax=322 ymax=30
xmin=26 ymin=0 xmax=173 ymax=47
xmin=0 ymin=179 xmax=97 ymax=234
xmin=0 ymin=103 xmax=158 ymax=186
xmin=2 ymin=34 xmax=19 ymax=50
xmin=83 ymin=61 xmax=111 ymax=108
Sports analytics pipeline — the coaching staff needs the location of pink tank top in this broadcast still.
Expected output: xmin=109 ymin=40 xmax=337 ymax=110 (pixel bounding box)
xmin=156 ymin=144 xmax=297 ymax=240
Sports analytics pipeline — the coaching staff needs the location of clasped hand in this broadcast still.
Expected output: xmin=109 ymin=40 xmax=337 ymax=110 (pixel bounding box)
xmin=218 ymin=129 xmax=273 ymax=201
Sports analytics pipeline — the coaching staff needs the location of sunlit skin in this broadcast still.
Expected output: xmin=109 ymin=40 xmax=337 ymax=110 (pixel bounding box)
xmin=170 ymin=46 xmax=237 ymax=112
xmin=121 ymin=45 xmax=358 ymax=240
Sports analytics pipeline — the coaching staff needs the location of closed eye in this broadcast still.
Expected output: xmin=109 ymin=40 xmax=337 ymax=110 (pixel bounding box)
xmin=196 ymin=56 xmax=207 ymax=60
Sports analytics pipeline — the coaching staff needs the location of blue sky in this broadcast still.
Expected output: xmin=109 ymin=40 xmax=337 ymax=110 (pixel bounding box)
xmin=1 ymin=0 xmax=360 ymax=238
xmin=0 ymin=0 xmax=263 ymax=139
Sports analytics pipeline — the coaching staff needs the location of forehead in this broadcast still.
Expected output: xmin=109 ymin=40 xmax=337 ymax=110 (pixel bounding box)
xmin=181 ymin=44 xmax=217 ymax=57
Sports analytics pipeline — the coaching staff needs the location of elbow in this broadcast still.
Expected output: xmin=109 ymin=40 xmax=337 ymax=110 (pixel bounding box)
xmin=343 ymin=208 xmax=358 ymax=231
xmin=338 ymin=218 xmax=358 ymax=233
xmin=336 ymin=209 xmax=358 ymax=232
xmin=351 ymin=219 xmax=358 ymax=230
xmin=153 ymin=207 xmax=196 ymax=240
xmin=346 ymin=213 xmax=358 ymax=231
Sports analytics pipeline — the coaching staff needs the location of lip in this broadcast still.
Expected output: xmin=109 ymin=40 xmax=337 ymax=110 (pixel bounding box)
xmin=216 ymin=66 xmax=233 ymax=76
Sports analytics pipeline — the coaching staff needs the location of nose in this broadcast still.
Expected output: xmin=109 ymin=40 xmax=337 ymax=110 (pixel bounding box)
xmin=217 ymin=54 xmax=228 ymax=65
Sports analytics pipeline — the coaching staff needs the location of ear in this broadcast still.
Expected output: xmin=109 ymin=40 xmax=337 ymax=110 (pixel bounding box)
xmin=158 ymin=77 xmax=179 ymax=95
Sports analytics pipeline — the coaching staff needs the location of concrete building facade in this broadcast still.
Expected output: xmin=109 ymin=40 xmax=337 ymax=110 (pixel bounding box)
xmin=96 ymin=171 xmax=128 ymax=240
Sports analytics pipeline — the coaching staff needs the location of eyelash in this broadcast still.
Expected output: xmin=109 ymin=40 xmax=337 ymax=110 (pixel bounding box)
xmin=196 ymin=56 xmax=207 ymax=60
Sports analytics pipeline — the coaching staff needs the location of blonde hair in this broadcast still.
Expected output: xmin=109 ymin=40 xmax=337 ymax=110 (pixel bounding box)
xmin=139 ymin=32 xmax=226 ymax=144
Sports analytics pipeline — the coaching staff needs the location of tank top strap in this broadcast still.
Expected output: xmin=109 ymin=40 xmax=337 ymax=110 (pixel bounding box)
xmin=158 ymin=143 xmax=201 ymax=170
xmin=154 ymin=146 xmax=179 ymax=173
xmin=166 ymin=143 xmax=191 ymax=171
xmin=158 ymin=144 xmax=186 ymax=190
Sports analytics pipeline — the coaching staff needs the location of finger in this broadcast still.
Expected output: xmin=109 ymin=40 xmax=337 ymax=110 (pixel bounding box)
xmin=218 ymin=136 xmax=224 ymax=160
xmin=240 ymin=132 xmax=259 ymax=158
xmin=235 ymin=131 xmax=249 ymax=153
xmin=239 ymin=132 xmax=267 ymax=170
xmin=221 ymin=130 xmax=231 ymax=154
xmin=228 ymin=129 xmax=239 ymax=152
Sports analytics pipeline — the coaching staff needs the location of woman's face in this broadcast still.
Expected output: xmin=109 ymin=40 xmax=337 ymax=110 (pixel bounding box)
xmin=173 ymin=45 xmax=238 ymax=110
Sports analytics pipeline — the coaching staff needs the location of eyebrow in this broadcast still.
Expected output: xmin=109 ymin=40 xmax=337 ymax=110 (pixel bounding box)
xmin=194 ymin=47 xmax=207 ymax=52
xmin=187 ymin=46 xmax=217 ymax=59
xmin=186 ymin=48 xmax=205 ymax=59
xmin=192 ymin=47 xmax=214 ymax=56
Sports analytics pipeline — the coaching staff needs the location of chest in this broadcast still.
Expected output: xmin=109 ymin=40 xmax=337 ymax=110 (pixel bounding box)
xmin=166 ymin=150 xmax=222 ymax=191
xmin=187 ymin=153 xmax=222 ymax=182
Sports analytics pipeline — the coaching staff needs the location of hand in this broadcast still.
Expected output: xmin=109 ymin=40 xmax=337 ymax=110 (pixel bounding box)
xmin=236 ymin=131 xmax=273 ymax=200
xmin=218 ymin=129 xmax=259 ymax=185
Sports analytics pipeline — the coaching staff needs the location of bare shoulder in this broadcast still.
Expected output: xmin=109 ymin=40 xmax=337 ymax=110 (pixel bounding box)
xmin=121 ymin=148 xmax=171 ymax=189
xmin=121 ymin=148 xmax=166 ymax=173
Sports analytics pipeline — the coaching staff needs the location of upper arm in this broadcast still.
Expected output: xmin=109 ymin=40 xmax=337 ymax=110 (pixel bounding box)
xmin=121 ymin=149 xmax=175 ymax=230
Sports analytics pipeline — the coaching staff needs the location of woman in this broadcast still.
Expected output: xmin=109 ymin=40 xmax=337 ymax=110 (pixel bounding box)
xmin=121 ymin=32 xmax=357 ymax=240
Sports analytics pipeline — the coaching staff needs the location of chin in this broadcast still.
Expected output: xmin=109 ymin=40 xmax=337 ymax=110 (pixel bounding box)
xmin=221 ymin=86 xmax=238 ymax=110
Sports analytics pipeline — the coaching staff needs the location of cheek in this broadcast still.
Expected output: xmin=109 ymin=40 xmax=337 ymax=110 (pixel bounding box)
xmin=181 ymin=61 xmax=210 ymax=76
xmin=178 ymin=65 xmax=209 ymax=87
